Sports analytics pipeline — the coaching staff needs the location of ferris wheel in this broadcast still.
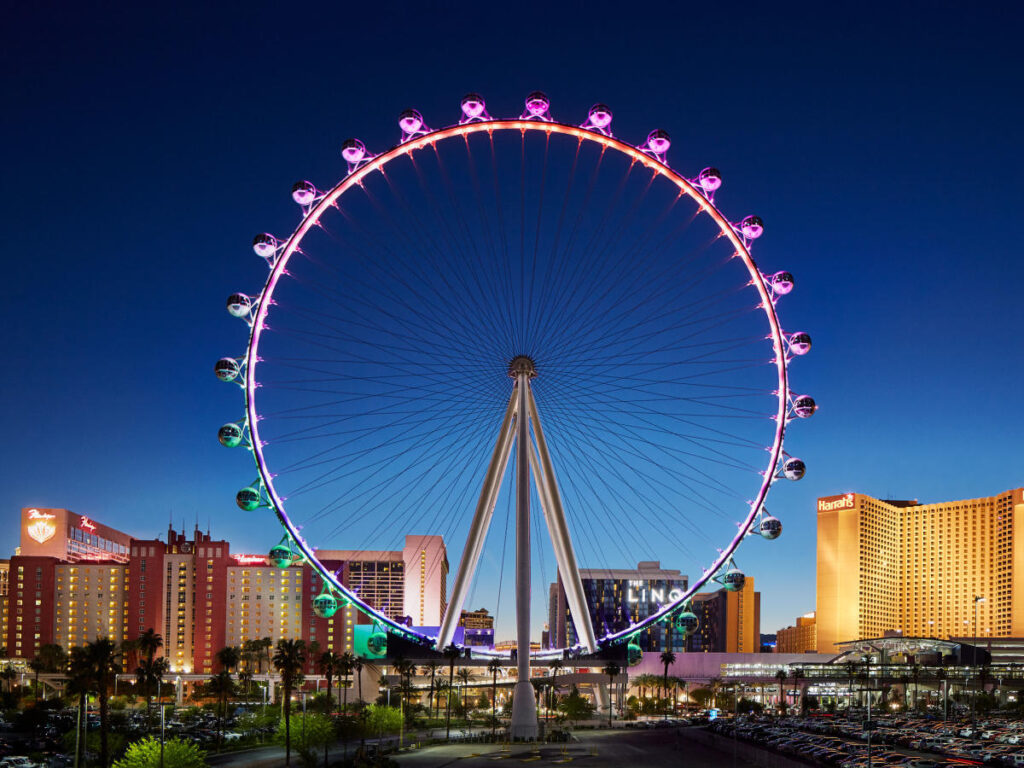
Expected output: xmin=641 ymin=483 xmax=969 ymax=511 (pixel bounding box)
xmin=214 ymin=92 xmax=813 ymax=688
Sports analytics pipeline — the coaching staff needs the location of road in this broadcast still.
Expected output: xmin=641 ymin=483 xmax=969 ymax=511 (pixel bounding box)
xmin=393 ymin=728 xmax=763 ymax=768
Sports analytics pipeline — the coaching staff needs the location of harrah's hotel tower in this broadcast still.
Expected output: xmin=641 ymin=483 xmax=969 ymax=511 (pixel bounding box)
xmin=7 ymin=508 xmax=447 ymax=673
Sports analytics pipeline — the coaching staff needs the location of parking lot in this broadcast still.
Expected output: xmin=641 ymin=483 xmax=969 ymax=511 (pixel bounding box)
xmin=711 ymin=713 xmax=1024 ymax=767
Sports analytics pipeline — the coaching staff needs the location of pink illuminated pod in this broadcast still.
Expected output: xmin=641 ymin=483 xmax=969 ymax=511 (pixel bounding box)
xmin=215 ymin=92 xmax=813 ymax=666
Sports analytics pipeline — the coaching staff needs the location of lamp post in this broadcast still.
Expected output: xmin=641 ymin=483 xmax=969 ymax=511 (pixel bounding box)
xmin=972 ymin=595 xmax=985 ymax=723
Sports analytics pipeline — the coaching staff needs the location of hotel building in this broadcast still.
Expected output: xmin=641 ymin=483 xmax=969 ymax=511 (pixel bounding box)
xmin=816 ymin=489 xmax=1024 ymax=653
xmin=687 ymin=576 xmax=761 ymax=654
xmin=775 ymin=612 xmax=817 ymax=653
xmin=548 ymin=561 xmax=690 ymax=651
xmin=6 ymin=507 xmax=448 ymax=668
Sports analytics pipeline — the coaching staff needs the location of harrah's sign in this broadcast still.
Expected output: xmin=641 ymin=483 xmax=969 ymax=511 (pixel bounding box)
xmin=818 ymin=493 xmax=855 ymax=512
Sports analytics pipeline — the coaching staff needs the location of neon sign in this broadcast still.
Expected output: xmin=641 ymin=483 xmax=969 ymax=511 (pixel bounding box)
xmin=233 ymin=554 xmax=267 ymax=565
xmin=80 ymin=516 xmax=97 ymax=531
xmin=27 ymin=509 xmax=56 ymax=520
xmin=627 ymin=587 xmax=685 ymax=605
xmin=27 ymin=520 xmax=56 ymax=544
xmin=818 ymin=493 xmax=855 ymax=512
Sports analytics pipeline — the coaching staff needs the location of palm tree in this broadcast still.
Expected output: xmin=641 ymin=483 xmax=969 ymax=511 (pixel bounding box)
xmin=28 ymin=657 xmax=44 ymax=701
xmin=67 ymin=647 xmax=92 ymax=768
xmin=774 ymin=669 xmax=788 ymax=714
xmin=36 ymin=643 xmax=67 ymax=701
xmin=487 ymin=659 xmax=502 ymax=736
xmin=547 ymin=658 xmax=565 ymax=723
xmin=216 ymin=645 xmax=241 ymax=674
xmin=338 ymin=652 xmax=355 ymax=713
xmin=457 ymin=668 xmax=472 ymax=715
xmin=602 ymin=662 xmax=621 ymax=725
xmin=352 ymin=657 xmax=366 ymax=748
xmin=0 ymin=664 xmax=16 ymax=695
xmin=207 ymin=670 xmax=236 ymax=746
xmin=137 ymin=628 xmax=163 ymax=664
xmin=317 ymin=651 xmax=341 ymax=713
xmin=135 ymin=655 xmax=169 ymax=731
xmin=424 ymin=660 xmax=441 ymax=718
xmin=660 ymin=651 xmax=676 ymax=719
xmin=442 ymin=644 xmax=461 ymax=740
xmin=910 ymin=663 xmax=922 ymax=712
xmin=273 ymin=639 xmax=307 ymax=768
xmin=791 ymin=668 xmax=804 ymax=715
xmin=84 ymin=638 xmax=121 ymax=768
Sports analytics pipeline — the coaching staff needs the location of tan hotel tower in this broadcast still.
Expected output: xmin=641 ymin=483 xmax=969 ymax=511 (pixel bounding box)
xmin=816 ymin=489 xmax=1024 ymax=654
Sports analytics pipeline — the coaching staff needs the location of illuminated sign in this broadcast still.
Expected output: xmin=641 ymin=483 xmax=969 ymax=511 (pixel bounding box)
xmin=233 ymin=554 xmax=268 ymax=565
xmin=818 ymin=493 xmax=855 ymax=512
xmin=626 ymin=586 xmax=685 ymax=605
xmin=27 ymin=520 xmax=56 ymax=544
xmin=26 ymin=509 xmax=57 ymax=544
xmin=80 ymin=516 xmax=97 ymax=531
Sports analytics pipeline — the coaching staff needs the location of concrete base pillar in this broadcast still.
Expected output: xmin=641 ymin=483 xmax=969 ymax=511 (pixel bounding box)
xmin=509 ymin=680 xmax=538 ymax=740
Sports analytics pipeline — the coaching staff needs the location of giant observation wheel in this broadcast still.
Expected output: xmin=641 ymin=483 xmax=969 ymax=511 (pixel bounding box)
xmin=215 ymin=92 xmax=814 ymax=670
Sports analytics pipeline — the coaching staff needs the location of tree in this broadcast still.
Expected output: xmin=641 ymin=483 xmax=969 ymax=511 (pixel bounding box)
xmin=274 ymin=713 xmax=333 ymax=768
xmin=206 ymin=671 xmax=235 ymax=746
xmin=456 ymin=668 xmax=472 ymax=713
xmin=791 ymin=668 xmax=804 ymax=716
xmin=216 ymin=646 xmax=241 ymax=674
xmin=316 ymin=651 xmax=340 ymax=714
xmin=338 ymin=652 xmax=355 ymax=713
xmin=364 ymin=704 xmax=403 ymax=738
xmin=487 ymin=659 xmax=502 ymax=736
xmin=660 ymin=651 xmax=676 ymax=718
xmin=112 ymin=736 xmax=205 ymax=768
xmin=442 ymin=644 xmax=461 ymax=740
xmin=558 ymin=686 xmax=595 ymax=727
xmin=137 ymin=629 xmax=163 ymax=665
xmin=423 ymin=660 xmax=441 ymax=719
xmin=83 ymin=638 xmax=121 ymax=768
xmin=601 ymin=663 xmax=621 ymax=725
xmin=273 ymin=639 xmax=307 ymax=768
xmin=135 ymin=656 xmax=169 ymax=732
xmin=774 ymin=670 xmax=788 ymax=714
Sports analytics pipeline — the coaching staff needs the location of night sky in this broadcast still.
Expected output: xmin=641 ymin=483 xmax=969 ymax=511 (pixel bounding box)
xmin=3 ymin=1 xmax=1023 ymax=638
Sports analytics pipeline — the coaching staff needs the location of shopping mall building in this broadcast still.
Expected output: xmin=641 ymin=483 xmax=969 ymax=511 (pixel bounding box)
xmin=5 ymin=507 xmax=448 ymax=674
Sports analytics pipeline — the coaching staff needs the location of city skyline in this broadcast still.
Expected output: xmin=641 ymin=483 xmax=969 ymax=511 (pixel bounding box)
xmin=4 ymin=3 xmax=1024 ymax=640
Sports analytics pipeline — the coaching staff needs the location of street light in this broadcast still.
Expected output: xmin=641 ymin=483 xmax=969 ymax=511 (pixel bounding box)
xmin=972 ymin=595 xmax=985 ymax=722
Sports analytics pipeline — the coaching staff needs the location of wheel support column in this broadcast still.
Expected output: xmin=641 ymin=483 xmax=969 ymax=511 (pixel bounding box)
xmin=510 ymin=373 xmax=539 ymax=739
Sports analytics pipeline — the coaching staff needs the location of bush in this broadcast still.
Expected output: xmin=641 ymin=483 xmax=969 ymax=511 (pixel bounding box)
xmin=113 ymin=736 xmax=206 ymax=768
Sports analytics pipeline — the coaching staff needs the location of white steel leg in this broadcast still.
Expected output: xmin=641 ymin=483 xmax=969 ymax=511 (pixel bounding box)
xmin=437 ymin=390 xmax=518 ymax=650
xmin=526 ymin=386 xmax=598 ymax=653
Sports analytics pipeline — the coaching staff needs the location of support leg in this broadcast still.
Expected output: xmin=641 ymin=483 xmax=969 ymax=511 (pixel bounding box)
xmin=437 ymin=390 xmax=518 ymax=650
xmin=526 ymin=387 xmax=598 ymax=652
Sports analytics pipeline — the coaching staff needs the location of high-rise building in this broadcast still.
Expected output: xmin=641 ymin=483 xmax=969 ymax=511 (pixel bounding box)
xmin=816 ymin=489 xmax=1024 ymax=653
xmin=687 ymin=577 xmax=761 ymax=653
xmin=775 ymin=612 xmax=817 ymax=653
xmin=0 ymin=560 xmax=9 ymax=655
xmin=548 ymin=561 xmax=689 ymax=651
xmin=459 ymin=607 xmax=495 ymax=647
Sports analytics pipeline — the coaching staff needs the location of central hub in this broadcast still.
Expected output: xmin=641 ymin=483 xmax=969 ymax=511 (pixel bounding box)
xmin=507 ymin=355 xmax=537 ymax=379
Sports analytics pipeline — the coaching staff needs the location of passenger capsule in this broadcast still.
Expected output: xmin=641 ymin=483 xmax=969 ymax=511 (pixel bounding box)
xmin=674 ymin=611 xmax=699 ymax=636
xmin=215 ymin=358 xmax=240 ymax=382
xmin=525 ymin=91 xmax=550 ymax=116
xmin=291 ymin=180 xmax=317 ymax=206
xmin=782 ymin=457 xmax=806 ymax=481
xmin=769 ymin=271 xmax=795 ymax=295
xmin=646 ymin=129 xmax=671 ymax=154
xmin=367 ymin=630 xmax=388 ymax=655
xmin=269 ymin=545 xmax=293 ymax=568
xmin=218 ymin=423 xmax=244 ymax=448
xmin=792 ymin=395 xmax=817 ymax=418
xmin=313 ymin=592 xmax=339 ymax=618
xmin=236 ymin=486 xmax=261 ymax=511
xmin=626 ymin=641 xmax=643 ymax=666
xmin=252 ymin=233 xmax=278 ymax=258
xmin=697 ymin=167 xmax=722 ymax=192
xmin=588 ymin=103 xmax=613 ymax=129
xmin=226 ymin=293 xmax=251 ymax=318
xmin=341 ymin=138 xmax=367 ymax=163
xmin=398 ymin=109 xmax=424 ymax=134
xmin=759 ymin=515 xmax=783 ymax=540
xmin=740 ymin=215 xmax=764 ymax=240
xmin=461 ymin=93 xmax=486 ymax=119
xmin=789 ymin=332 xmax=812 ymax=355
xmin=722 ymin=568 xmax=746 ymax=592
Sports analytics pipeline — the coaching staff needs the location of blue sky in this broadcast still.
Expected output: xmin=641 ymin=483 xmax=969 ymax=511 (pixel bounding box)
xmin=3 ymin=1 xmax=1023 ymax=639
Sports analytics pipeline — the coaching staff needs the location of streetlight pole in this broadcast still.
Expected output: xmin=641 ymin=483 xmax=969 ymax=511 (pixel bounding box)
xmin=972 ymin=595 xmax=984 ymax=723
